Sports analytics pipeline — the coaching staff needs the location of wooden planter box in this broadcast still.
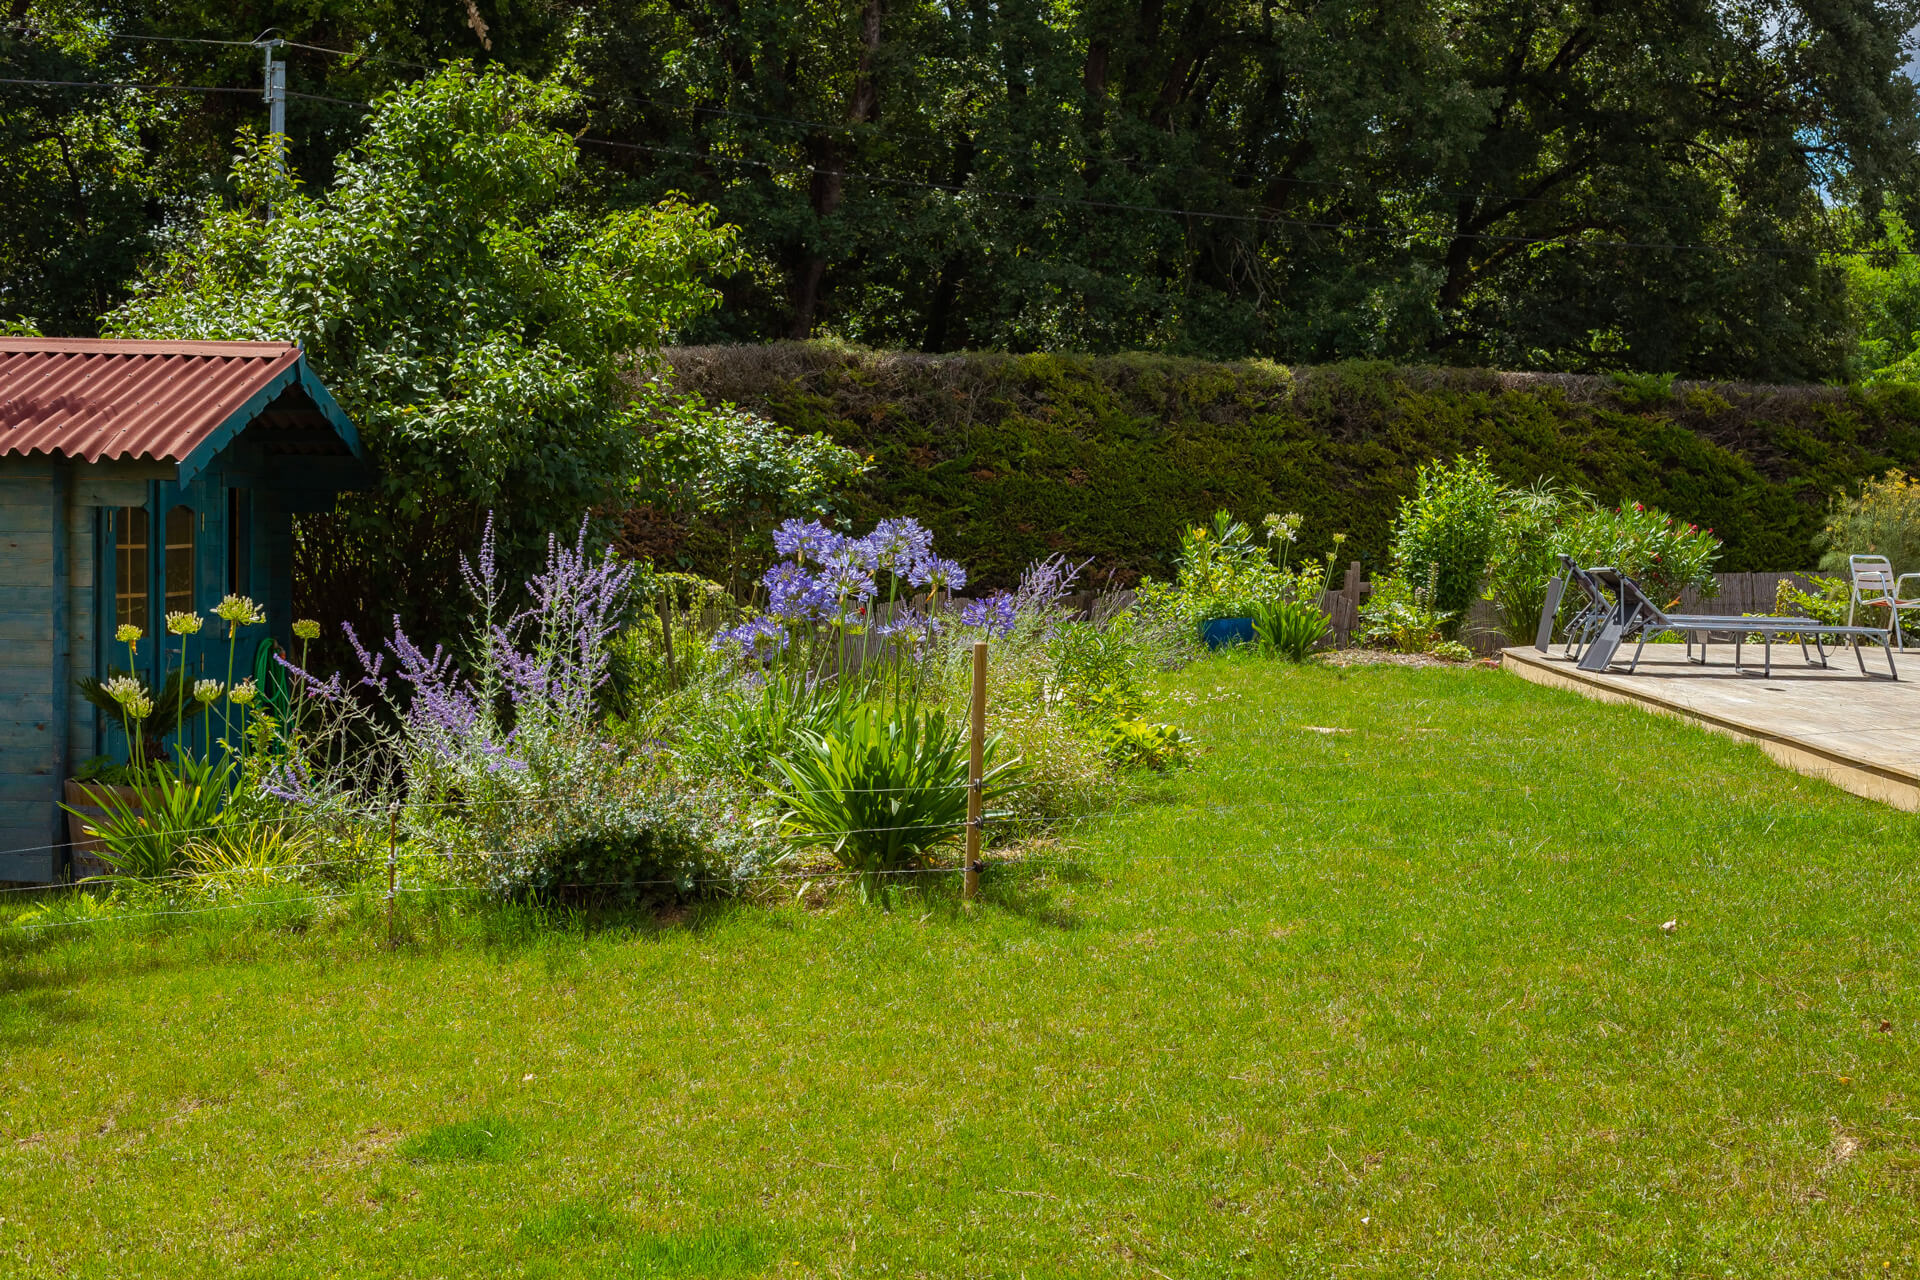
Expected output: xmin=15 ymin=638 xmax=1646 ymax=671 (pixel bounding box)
xmin=62 ymin=779 xmax=148 ymax=880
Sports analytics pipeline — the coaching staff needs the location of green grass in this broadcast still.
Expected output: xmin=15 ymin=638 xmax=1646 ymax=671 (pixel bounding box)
xmin=3 ymin=657 xmax=1918 ymax=1277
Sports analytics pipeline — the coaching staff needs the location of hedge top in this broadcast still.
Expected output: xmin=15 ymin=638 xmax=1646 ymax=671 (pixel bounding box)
xmin=654 ymin=342 xmax=1920 ymax=588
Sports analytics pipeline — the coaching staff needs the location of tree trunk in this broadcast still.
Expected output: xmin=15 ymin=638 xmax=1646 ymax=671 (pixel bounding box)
xmin=788 ymin=0 xmax=883 ymax=339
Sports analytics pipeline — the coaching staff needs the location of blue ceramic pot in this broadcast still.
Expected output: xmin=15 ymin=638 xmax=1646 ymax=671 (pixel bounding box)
xmin=1200 ymin=616 xmax=1256 ymax=649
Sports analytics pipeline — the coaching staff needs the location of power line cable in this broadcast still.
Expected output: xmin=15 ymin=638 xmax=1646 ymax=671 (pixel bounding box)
xmin=3 ymin=23 xmax=1868 ymax=224
xmin=0 ymin=76 xmax=256 ymax=95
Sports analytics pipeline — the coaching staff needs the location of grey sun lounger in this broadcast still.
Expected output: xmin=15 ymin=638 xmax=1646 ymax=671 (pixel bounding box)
xmin=1537 ymin=555 xmax=1898 ymax=680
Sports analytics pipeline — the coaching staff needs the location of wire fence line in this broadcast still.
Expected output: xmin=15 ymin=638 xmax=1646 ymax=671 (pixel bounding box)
xmin=12 ymin=744 xmax=1911 ymax=932
xmin=12 ymin=738 xmax=1899 ymax=884
xmin=0 ymin=767 xmax=1585 ymax=875
xmin=5 ymin=856 xmax=1020 ymax=933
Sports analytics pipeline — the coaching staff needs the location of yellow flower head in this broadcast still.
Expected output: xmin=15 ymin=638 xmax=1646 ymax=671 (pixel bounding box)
xmin=227 ymin=678 xmax=257 ymax=707
xmin=114 ymin=624 xmax=143 ymax=645
xmin=292 ymin=619 xmax=322 ymax=642
xmin=166 ymin=610 xmax=204 ymax=636
xmin=103 ymin=674 xmax=153 ymax=720
xmin=193 ymin=679 xmax=223 ymax=704
xmin=214 ymin=594 xmax=266 ymax=628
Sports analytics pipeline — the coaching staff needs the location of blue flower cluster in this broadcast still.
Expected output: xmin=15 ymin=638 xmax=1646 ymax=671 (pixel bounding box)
xmin=713 ymin=522 xmax=1093 ymax=657
xmin=715 ymin=517 xmax=968 ymax=654
xmin=959 ymin=594 xmax=1018 ymax=637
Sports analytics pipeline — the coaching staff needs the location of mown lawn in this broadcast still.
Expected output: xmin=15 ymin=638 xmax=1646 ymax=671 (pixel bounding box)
xmin=3 ymin=657 xmax=1917 ymax=1278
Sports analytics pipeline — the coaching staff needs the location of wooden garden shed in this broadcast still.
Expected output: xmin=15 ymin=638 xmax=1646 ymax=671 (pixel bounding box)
xmin=0 ymin=338 xmax=370 ymax=881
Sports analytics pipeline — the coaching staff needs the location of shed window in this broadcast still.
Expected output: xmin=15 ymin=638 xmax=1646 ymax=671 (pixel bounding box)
xmin=112 ymin=507 xmax=149 ymax=632
xmin=164 ymin=505 xmax=195 ymax=616
xmin=227 ymin=488 xmax=251 ymax=596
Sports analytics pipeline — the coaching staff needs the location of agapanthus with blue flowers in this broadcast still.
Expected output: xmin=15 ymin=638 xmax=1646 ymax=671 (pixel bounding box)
xmin=960 ymin=593 xmax=1019 ymax=637
xmin=713 ymin=516 xmax=979 ymax=717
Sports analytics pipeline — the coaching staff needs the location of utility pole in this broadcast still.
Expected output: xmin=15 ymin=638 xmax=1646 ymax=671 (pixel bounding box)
xmin=259 ymin=38 xmax=286 ymax=169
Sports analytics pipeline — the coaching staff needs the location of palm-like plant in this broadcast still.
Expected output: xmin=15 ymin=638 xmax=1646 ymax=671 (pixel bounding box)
xmin=75 ymin=668 xmax=210 ymax=764
xmin=768 ymin=705 xmax=1020 ymax=902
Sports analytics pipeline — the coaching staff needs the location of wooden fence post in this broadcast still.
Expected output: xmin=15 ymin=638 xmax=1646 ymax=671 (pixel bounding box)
xmin=385 ymin=807 xmax=398 ymax=950
xmin=965 ymin=639 xmax=987 ymax=902
xmin=1340 ymin=561 xmax=1363 ymax=646
xmin=656 ymin=589 xmax=678 ymax=690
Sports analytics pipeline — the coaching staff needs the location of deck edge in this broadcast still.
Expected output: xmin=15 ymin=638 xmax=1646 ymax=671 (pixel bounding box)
xmin=1500 ymin=646 xmax=1920 ymax=812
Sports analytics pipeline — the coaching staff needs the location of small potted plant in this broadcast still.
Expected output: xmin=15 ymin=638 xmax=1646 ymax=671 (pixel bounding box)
xmin=1162 ymin=511 xmax=1265 ymax=648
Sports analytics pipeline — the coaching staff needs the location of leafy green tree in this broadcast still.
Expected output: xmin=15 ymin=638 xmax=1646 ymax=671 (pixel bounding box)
xmin=109 ymin=63 xmax=740 ymax=638
xmin=0 ymin=22 xmax=168 ymax=333
xmin=10 ymin=1 xmax=1920 ymax=378
xmin=1843 ymin=215 xmax=1920 ymax=382
xmin=571 ymin=0 xmax=1920 ymax=378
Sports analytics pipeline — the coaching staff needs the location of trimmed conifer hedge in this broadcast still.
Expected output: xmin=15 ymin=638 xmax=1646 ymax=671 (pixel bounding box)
xmin=653 ymin=342 xmax=1920 ymax=589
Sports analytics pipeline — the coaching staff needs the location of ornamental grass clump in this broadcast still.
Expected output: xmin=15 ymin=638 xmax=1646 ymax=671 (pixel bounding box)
xmin=768 ymin=703 xmax=1017 ymax=902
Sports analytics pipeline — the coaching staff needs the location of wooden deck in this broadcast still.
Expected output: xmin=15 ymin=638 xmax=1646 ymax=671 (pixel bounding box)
xmin=1501 ymin=641 xmax=1920 ymax=810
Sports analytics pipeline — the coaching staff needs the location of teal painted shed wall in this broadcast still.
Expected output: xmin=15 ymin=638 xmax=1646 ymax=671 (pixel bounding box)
xmin=0 ymin=437 xmax=360 ymax=881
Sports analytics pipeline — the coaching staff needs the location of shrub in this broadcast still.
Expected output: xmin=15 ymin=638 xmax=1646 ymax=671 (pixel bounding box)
xmin=1077 ymin=683 xmax=1192 ymax=771
xmin=1775 ymin=574 xmax=1851 ymax=626
xmin=632 ymin=393 xmax=867 ymax=592
xmin=1388 ymin=449 xmax=1505 ymax=632
xmin=1142 ymin=510 xmax=1286 ymax=626
xmin=1484 ymin=481 xmax=1577 ymax=643
xmin=1037 ymin=597 xmax=1192 ymax=773
xmin=1563 ymin=502 xmax=1720 ymax=607
xmin=1815 ymin=469 xmax=1920 ymax=574
xmin=605 ymin=570 xmax=735 ymax=714
xmin=1136 ymin=510 xmax=1343 ymax=637
xmin=1482 ymin=487 xmax=1723 ymax=641
xmin=1047 ymin=617 xmax=1140 ymax=699
xmin=1359 ymin=571 xmax=1453 ymax=654
xmin=477 ymin=782 xmax=756 ymax=903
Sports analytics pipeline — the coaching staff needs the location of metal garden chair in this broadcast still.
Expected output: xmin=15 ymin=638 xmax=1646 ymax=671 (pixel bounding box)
xmin=1846 ymin=555 xmax=1920 ymax=650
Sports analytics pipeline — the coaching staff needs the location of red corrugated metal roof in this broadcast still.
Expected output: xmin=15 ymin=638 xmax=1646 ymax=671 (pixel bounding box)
xmin=0 ymin=338 xmax=305 ymax=465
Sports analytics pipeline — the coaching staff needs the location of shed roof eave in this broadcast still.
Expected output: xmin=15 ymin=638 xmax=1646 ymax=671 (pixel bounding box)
xmin=174 ymin=353 xmax=367 ymax=485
